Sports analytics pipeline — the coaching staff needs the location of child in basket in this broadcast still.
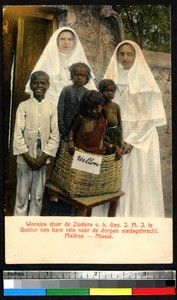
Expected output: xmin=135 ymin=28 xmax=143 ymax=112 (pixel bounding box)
xmin=49 ymin=62 xmax=93 ymax=215
xmin=68 ymin=90 xmax=121 ymax=158
xmin=98 ymin=79 xmax=123 ymax=155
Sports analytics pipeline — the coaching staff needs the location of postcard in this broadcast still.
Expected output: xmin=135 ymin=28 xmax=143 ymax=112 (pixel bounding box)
xmin=3 ymin=4 xmax=172 ymax=265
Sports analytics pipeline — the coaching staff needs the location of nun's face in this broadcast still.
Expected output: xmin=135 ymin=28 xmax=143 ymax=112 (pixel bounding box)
xmin=57 ymin=31 xmax=75 ymax=54
xmin=117 ymin=43 xmax=135 ymax=70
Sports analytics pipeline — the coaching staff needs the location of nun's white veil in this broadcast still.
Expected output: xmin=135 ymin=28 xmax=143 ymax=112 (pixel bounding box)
xmin=25 ymin=26 xmax=96 ymax=104
xmin=104 ymin=40 xmax=166 ymax=125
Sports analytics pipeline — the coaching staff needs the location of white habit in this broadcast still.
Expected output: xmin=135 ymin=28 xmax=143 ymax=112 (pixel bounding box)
xmin=92 ymin=40 xmax=166 ymax=217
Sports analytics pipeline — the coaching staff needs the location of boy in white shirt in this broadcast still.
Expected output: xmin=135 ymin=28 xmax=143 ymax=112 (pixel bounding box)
xmin=13 ymin=71 xmax=59 ymax=216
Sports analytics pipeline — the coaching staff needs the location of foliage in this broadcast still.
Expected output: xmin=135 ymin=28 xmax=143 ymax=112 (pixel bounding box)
xmin=114 ymin=5 xmax=171 ymax=53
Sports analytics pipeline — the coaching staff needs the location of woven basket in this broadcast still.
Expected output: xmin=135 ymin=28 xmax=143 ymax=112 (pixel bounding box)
xmin=52 ymin=140 xmax=121 ymax=197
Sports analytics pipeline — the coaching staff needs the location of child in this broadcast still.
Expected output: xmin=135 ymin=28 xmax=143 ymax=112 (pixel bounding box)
xmin=98 ymin=79 xmax=123 ymax=156
xmin=68 ymin=90 xmax=107 ymax=155
xmin=49 ymin=63 xmax=92 ymax=216
xmin=58 ymin=62 xmax=92 ymax=142
xmin=13 ymin=71 xmax=59 ymax=216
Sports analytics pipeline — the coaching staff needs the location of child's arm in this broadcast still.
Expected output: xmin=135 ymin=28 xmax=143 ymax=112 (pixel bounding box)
xmin=68 ymin=116 xmax=81 ymax=155
xmin=116 ymin=104 xmax=133 ymax=154
xmin=117 ymin=105 xmax=123 ymax=150
xmin=41 ymin=105 xmax=60 ymax=161
xmin=117 ymin=105 xmax=122 ymax=128
xmin=57 ymin=88 xmax=67 ymax=139
xmin=13 ymin=103 xmax=41 ymax=169
xmin=13 ymin=103 xmax=29 ymax=156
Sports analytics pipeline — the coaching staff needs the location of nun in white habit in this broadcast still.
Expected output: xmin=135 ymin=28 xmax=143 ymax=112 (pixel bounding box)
xmin=92 ymin=40 xmax=166 ymax=217
xmin=25 ymin=26 xmax=96 ymax=105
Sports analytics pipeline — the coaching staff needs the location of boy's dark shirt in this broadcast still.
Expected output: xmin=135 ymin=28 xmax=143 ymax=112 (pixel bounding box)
xmin=58 ymin=84 xmax=89 ymax=142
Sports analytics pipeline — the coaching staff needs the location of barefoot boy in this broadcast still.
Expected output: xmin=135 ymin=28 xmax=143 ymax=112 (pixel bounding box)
xmin=13 ymin=71 xmax=59 ymax=216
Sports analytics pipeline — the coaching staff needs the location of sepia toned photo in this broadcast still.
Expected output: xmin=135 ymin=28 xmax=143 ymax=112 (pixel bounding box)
xmin=3 ymin=4 xmax=172 ymax=264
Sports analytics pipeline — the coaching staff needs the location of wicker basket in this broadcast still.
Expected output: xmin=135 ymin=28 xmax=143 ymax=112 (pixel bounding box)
xmin=52 ymin=140 xmax=121 ymax=197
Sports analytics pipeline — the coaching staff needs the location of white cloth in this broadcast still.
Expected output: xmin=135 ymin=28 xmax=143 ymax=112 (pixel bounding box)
xmin=14 ymin=164 xmax=46 ymax=216
xmin=92 ymin=40 xmax=166 ymax=217
xmin=25 ymin=27 xmax=96 ymax=105
xmin=103 ymin=40 xmax=166 ymax=123
xmin=13 ymin=97 xmax=60 ymax=164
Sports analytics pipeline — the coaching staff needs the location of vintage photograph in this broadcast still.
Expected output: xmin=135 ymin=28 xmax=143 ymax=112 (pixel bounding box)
xmin=3 ymin=5 xmax=172 ymax=264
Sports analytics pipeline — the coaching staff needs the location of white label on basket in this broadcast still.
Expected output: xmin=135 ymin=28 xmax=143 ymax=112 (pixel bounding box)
xmin=71 ymin=150 xmax=102 ymax=175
